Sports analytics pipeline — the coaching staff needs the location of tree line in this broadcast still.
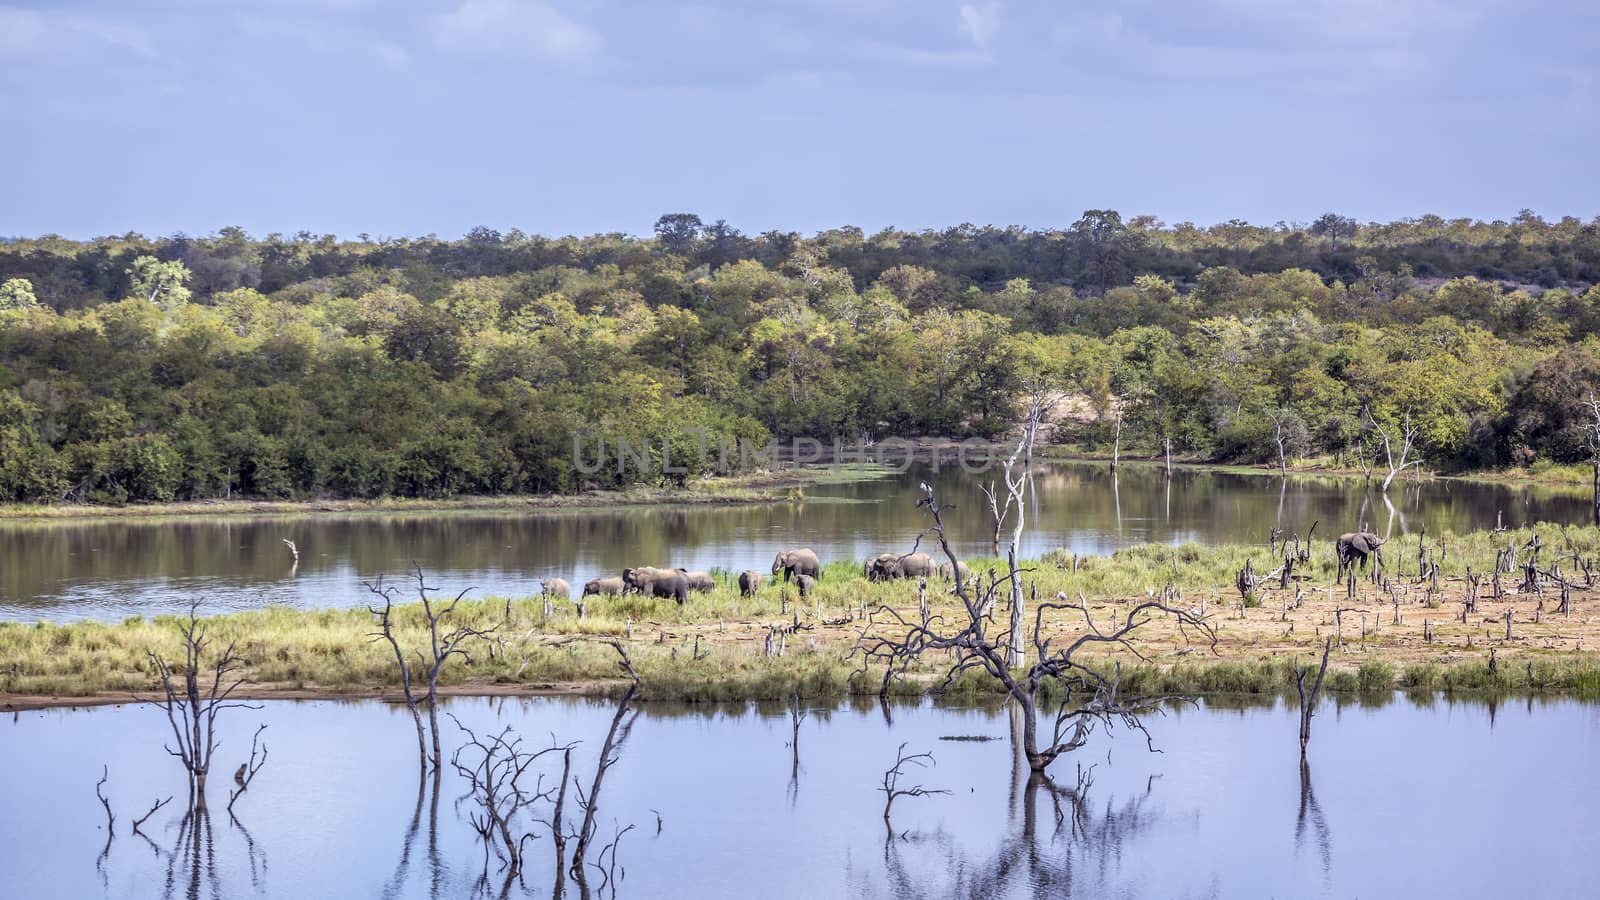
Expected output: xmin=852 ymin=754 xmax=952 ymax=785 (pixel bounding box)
xmin=2 ymin=210 xmax=1600 ymax=503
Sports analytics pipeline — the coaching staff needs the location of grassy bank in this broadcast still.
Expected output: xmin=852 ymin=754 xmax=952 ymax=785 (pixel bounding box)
xmin=8 ymin=523 xmax=1600 ymax=708
xmin=0 ymin=464 xmax=894 ymax=522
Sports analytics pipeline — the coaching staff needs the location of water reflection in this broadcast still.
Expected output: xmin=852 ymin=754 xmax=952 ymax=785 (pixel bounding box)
xmin=1295 ymin=759 xmax=1332 ymax=881
xmin=4 ymin=693 xmax=1600 ymax=898
xmin=1 ymin=462 xmax=1589 ymax=621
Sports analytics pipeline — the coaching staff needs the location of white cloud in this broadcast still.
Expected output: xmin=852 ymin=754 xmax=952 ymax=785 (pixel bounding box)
xmin=433 ymin=0 xmax=601 ymax=62
xmin=0 ymin=6 xmax=154 ymax=61
xmin=959 ymin=2 xmax=1000 ymax=46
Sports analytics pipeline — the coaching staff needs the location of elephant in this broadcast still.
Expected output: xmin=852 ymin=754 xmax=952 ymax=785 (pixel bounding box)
xmin=738 ymin=570 xmax=762 ymax=597
xmin=582 ymin=576 xmax=625 ymax=596
xmin=1336 ymin=532 xmax=1385 ymax=580
xmin=622 ymin=566 xmax=689 ymax=605
xmin=677 ymin=568 xmax=715 ymax=592
xmin=794 ymin=573 xmax=816 ymax=598
xmin=936 ymin=560 xmax=971 ymax=582
xmin=865 ymin=552 xmax=935 ymax=582
xmin=771 ymin=548 xmax=822 ymax=582
xmin=542 ymin=577 xmax=570 ymax=599
xmin=865 ymin=553 xmax=900 ymax=582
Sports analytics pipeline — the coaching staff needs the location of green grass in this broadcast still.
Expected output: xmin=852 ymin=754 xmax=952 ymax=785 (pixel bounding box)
xmin=9 ymin=525 xmax=1600 ymax=704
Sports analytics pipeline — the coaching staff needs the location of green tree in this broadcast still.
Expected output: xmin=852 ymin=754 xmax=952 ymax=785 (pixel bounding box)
xmin=0 ymin=277 xmax=39 ymax=311
xmin=126 ymin=256 xmax=193 ymax=309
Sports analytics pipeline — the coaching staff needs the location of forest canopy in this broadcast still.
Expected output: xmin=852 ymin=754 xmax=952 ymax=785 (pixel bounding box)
xmin=3 ymin=210 xmax=1600 ymax=503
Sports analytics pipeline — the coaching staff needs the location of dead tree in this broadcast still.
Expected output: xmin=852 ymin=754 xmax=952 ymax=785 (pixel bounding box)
xmin=880 ymin=743 xmax=948 ymax=835
xmin=145 ymin=599 xmax=260 ymax=803
xmin=95 ymin=765 xmax=115 ymax=855
xmin=1269 ymin=408 xmax=1293 ymax=474
xmin=976 ymin=394 xmax=1058 ymax=668
xmin=367 ymin=568 xmax=500 ymax=772
xmin=1581 ymin=393 xmax=1600 ymax=528
xmin=571 ymin=643 xmax=641 ymax=877
xmin=227 ymin=724 xmax=268 ymax=812
xmin=448 ymin=715 xmax=572 ymax=879
xmin=1364 ymin=407 xmax=1421 ymax=492
xmin=1294 ymin=638 xmax=1332 ymax=757
xmin=856 ymin=483 xmax=1216 ymax=774
xmin=1110 ymin=413 xmax=1123 ymax=471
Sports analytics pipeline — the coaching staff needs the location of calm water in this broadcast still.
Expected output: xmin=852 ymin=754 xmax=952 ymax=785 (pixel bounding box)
xmin=1 ymin=694 xmax=1596 ymax=899
xmin=0 ymin=462 xmax=1586 ymax=622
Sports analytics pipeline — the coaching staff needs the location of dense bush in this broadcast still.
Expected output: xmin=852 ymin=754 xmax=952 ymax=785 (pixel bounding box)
xmin=2 ymin=210 xmax=1599 ymax=503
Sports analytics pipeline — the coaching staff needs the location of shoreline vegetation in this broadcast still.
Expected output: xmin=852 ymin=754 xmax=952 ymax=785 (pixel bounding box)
xmin=8 ymin=524 xmax=1600 ymax=710
xmin=0 ymin=451 xmax=1589 ymax=522
xmin=0 ymin=464 xmax=895 ymax=521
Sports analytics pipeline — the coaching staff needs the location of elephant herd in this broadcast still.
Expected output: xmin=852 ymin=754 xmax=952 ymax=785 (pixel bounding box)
xmin=536 ymin=530 xmax=1386 ymax=608
xmin=537 ymin=547 xmax=966 ymax=607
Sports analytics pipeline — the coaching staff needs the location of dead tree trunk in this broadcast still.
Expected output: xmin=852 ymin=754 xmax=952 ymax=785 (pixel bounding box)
xmin=1110 ymin=414 xmax=1122 ymax=472
xmin=855 ymin=482 xmax=1215 ymax=776
xmin=880 ymin=743 xmax=948 ymax=836
xmin=1366 ymin=407 xmax=1421 ymax=493
xmin=368 ymin=568 xmax=500 ymax=772
xmin=1295 ymin=638 xmax=1332 ymax=758
xmin=145 ymin=600 xmax=259 ymax=804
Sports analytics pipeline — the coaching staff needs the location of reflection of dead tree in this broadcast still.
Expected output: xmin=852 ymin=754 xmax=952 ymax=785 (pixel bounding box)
xmin=1295 ymin=638 xmax=1332 ymax=757
xmin=157 ymin=802 xmax=266 ymax=900
xmin=145 ymin=599 xmax=260 ymax=804
xmin=382 ymin=773 xmax=430 ymax=899
xmin=880 ymin=743 xmax=948 ymax=836
xmin=857 ymin=483 xmax=1215 ymax=774
xmin=1296 ymin=758 xmax=1333 ymax=877
xmin=367 ymin=567 xmax=500 ymax=772
xmin=874 ymin=769 xmax=1160 ymax=899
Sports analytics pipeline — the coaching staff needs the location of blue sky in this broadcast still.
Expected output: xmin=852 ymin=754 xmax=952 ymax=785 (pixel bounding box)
xmin=2 ymin=0 xmax=1596 ymax=238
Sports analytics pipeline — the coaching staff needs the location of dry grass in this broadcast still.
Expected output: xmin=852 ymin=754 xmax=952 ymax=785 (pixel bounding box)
xmin=7 ymin=523 xmax=1600 ymax=707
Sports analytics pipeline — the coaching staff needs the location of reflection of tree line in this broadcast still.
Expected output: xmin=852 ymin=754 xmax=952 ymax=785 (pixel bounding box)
xmin=6 ymin=469 xmax=1590 ymax=614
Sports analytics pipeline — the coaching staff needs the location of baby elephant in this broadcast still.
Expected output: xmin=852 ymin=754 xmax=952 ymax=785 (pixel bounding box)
xmin=794 ymin=573 xmax=816 ymax=598
xmin=738 ymin=570 xmax=762 ymax=597
xmin=582 ymin=576 xmax=625 ymax=596
xmin=542 ymin=578 xmax=571 ymax=599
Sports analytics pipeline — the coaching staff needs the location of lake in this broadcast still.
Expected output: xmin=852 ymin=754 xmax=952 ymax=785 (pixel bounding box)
xmin=1 ymin=462 xmax=1587 ymax=622
xmin=1 ymin=693 xmax=1596 ymax=899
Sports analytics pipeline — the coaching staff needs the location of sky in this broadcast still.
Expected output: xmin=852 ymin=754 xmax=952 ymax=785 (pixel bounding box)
xmin=1 ymin=0 xmax=1596 ymax=239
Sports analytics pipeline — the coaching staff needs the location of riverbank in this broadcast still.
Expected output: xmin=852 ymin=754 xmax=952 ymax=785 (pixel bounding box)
xmin=0 ymin=465 xmax=894 ymax=522
xmin=7 ymin=524 xmax=1600 ymax=709
xmin=1036 ymin=448 xmax=1595 ymax=488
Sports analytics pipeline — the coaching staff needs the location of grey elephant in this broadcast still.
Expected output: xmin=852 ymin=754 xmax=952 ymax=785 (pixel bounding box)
xmin=936 ymin=560 xmax=971 ymax=582
xmin=865 ymin=553 xmax=900 ymax=582
xmin=1336 ymin=532 xmax=1384 ymax=579
xmin=794 ymin=573 xmax=816 ymax=597
xmin=583 ymin=576 xmax=625 ymax=596
xmin=677 ymin=568 xmax=715 ymax=592
xmin=542 ymin=578 xmax=571 ymax=599
xmin=771 ymin=548 xmax=822 ymax=582
xmin=622 ymin=566 xmax=689 ymax=605
xmin=865 ymin=552 xmax=935 ymax=582
xmin=738 ymin=570 xmax=762 ymax=597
